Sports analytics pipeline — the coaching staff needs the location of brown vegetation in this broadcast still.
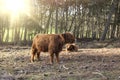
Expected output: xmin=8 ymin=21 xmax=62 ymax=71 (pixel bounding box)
xmin=30 ymin=33 xmax=75 ymax=64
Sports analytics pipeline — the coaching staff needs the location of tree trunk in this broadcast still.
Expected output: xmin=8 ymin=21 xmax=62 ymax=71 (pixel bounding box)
xmin=110 ymin=1 xmax=119 ymax=38
xmin=100 ymin=0 xmax=117 ymax=41
xmin=55 ymin=6 xmax=58 ymax=34
xmin=45 ymin=7 xmax=53 ymax=33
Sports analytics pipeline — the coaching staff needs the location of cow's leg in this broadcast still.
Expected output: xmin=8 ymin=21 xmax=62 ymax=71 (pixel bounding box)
xmin=31 ymin=48 xmax=37 ymax=62
xmin=55 ymin=53 xmax=59 ymax=64
xmin=50 ymin=53 xmax=54 ymax=64
xmin=36 ymin=51 xmax=41 ymax=61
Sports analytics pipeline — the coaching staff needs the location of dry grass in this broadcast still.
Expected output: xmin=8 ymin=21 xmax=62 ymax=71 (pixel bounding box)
xmin=0 ymin=46 xmax=120 ymax=80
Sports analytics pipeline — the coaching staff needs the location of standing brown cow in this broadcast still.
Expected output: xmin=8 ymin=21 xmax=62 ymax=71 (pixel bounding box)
xmin=30 ymin=33 xmax=75 ymax=64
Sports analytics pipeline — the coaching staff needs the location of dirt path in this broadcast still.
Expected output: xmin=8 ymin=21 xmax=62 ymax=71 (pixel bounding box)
xmin=0 ymin=47 xmax=120 ymax=80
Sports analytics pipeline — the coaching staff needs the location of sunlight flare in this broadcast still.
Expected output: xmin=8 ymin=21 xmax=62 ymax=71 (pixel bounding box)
xmin=0 ymin=0 xmax=30 ymax=21
xmin=0 ymin=0 xmax=31 ymax=26
xmin=2 ymin=0 xmax=29 ymax=14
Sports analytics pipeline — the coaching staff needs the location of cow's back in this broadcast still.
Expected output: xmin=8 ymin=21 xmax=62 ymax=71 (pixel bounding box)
xmin=32 ymin=34 xmax=64 ymax=52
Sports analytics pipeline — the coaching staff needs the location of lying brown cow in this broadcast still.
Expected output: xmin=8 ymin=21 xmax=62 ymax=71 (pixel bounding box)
xmin=65 ymin=43 xmax=78 ymax=52
xmin=30 ymin=33 xmax=75 ymax=64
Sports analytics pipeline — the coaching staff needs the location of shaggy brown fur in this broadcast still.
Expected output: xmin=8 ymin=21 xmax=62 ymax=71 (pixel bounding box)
xmin=65 ymin=43 xmax=78 ymax=52
xmin=30 ymin=33 xmax=75 ymax=64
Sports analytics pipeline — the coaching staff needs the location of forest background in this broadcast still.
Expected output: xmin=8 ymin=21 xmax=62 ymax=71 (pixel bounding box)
xmin=0 ymin=0 xmax=119 ymax=45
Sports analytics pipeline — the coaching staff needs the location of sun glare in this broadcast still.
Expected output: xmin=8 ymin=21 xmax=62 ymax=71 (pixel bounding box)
xmin=5 ymin=0 xmax=25 ymax=12
xmin=0 ymin=0 xmax=31 ymax=27
xmin=1 ymin=0 xmax=29 ymax=15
